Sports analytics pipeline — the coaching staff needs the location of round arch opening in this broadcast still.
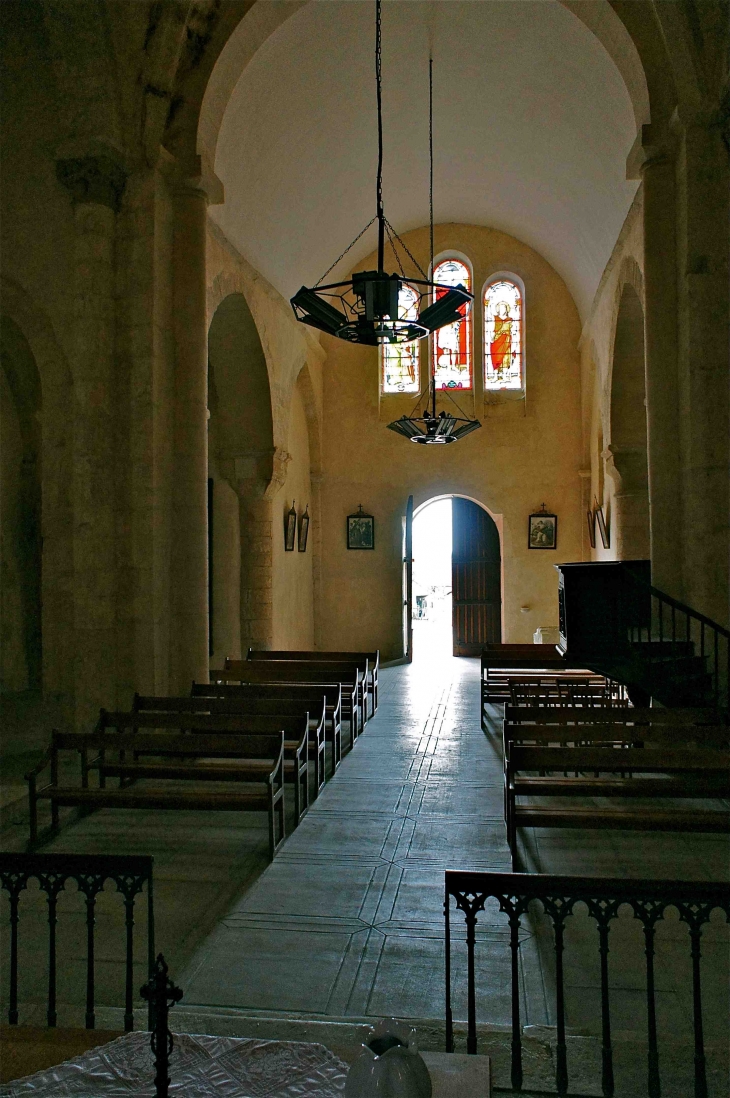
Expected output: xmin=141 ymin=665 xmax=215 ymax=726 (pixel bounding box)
xmin=411 ymin=494 xmax=503 ymax=660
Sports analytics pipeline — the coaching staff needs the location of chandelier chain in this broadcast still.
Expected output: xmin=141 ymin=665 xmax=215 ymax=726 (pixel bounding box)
xmin=376 ymin=0 xmax=384 ymax=224
xmin=314 ymin=216 xmax=377 ymax=287
xmin=384 ymin=218 xmax=428 ymax=280
xmin=429 ymin=55 xmax=434 ymax=279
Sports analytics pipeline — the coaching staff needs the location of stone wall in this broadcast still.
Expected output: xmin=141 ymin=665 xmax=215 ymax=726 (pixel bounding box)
xmin=318 ymin=223 xmax=584 ymax=659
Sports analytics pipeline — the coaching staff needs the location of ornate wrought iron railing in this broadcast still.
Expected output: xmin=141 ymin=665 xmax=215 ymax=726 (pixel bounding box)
xmin=1 ymin=851 xmax=155 ymax=1030
xmin=618 ymin=568 xmax=730 ymax=708
xmin=445 ymin=871 xmax=730 ymax=1098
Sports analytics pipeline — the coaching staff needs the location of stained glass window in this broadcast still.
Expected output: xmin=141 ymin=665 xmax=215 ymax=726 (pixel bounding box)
xmin=432 ymin=259 xmax=472 ymax=390
xmin=381 ymin=282 xmax=420 ymax=393
xmin=484 ymin=279 xmax=523 ymax=390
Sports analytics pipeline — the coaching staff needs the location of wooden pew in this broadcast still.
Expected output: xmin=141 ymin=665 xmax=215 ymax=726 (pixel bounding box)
xmin=194 ymin=682 xmax=343 ymax=769
xmin=236 ymin=655 xmax=368 ymax=728
xmin=506 ymin=675 xmax=623 ymax=707
xmin=116 ymin=705 xmax=311 ymax=821
xmin=133 ymin=693 xmax=325 ymax=800
xmin=247 ymin=649 xmax=379 ymax=716
xmin=480 ymin=645 xmax=594 ymax=725
xmin=26 ymin=729 xmax=286 ymax=858
xmin=503 ymin=714 xmax=730 ymax=868
xmin=218 ymin=659 xmax=363 ymax=739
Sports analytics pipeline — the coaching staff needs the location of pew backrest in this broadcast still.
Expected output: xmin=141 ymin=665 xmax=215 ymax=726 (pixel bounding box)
xmin=503 ymin=705 xmax=728 ymax=726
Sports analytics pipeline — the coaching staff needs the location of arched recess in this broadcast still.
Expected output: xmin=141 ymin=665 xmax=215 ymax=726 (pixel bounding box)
xmin=0 ymin=277 xmax=74 ymax=709
xmin=207 ymin=292 xmax=275 ymax=659
xmin=607 ymin=281 xmax=650 ymax=560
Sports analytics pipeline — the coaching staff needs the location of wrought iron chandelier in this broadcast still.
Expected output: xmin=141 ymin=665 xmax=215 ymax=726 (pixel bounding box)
xmin=290 ymin=0 xmax=472 ymax=346
xmin=387 ymin=375 xmax=482 ymax=445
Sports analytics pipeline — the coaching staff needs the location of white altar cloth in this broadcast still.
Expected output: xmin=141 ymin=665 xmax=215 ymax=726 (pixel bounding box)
xmin=0 ymin=1032 xmax=348 ymax=1097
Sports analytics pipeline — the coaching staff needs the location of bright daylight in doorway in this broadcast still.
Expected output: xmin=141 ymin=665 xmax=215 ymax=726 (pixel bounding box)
xmin=412 ymin=498 xmax=453 ymax=660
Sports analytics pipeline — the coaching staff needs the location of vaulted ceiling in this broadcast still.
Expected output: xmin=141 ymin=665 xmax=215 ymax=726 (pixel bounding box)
xmin=209 ymin=0 xmax=643 ymax=320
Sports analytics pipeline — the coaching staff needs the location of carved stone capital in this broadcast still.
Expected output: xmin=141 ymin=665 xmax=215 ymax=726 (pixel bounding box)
xmin=604 ymin=445 xmax=648 ymax=495
xmin=56 ymin=155 xmax=128 ymax=212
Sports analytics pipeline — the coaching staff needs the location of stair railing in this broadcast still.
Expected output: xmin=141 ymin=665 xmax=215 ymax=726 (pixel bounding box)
xmin=618 ymin=568 xmax=730 ymax=708
xmin=445 ymin=871 xmax=730 ymax=1098
xmin=1 ymin=851 xmax=155 ymax=1030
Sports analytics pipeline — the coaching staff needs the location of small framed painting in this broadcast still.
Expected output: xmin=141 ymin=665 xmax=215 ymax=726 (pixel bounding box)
xmin=284 ymin=501 xmax=297 ymax=552
xmin=587 ymin=509 xmax=596 ymax=549
xmin=528 ymin=509 xmax=557 ymax=550
xmin=347 ymin=506 xmax=374 ymax=550
xmin=298 ymin=506 xmax=309 ymax=552
xmin=595 ymin=504 xmax=609 ymax=549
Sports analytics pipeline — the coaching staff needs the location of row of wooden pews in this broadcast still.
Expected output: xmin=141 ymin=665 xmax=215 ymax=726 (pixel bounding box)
xmin=26 ymin=650 xmax=379 ymax=860
xmin=503 ymin=705 xmax=730 ymax=867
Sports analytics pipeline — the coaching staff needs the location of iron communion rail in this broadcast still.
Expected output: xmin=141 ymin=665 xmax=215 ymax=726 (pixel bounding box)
xmin=444 ymin=871 xmax=730 ymax=1098
xmin=1 ymin=851 xmax=155 ymax=1031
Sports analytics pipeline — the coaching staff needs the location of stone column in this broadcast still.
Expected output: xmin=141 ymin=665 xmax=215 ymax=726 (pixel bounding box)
xmin=169 ymin=175 xmax=210 ymax=691
xmin=232 ymin=446 xmax=290 ymax=654
xmin=605 ymin=446 xmax=650 ymax=561
xmin=56 ymin=155 xmax=127 ymax=727
xmin=641 ymin=147 xmax=683 ymax=598
xmin=239 ymin=493 xmax=274 ymax=653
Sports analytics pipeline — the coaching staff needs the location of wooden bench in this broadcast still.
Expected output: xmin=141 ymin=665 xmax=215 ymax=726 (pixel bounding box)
xmin=218 ymin=659 xmax=363 ymax=738
xmin=480 ymin=645 xmax=595 ymax=725
xmin=247 ymin=649 xmax=379 ymax=716
xmin=237 ymin=655 xmax=368 ymax=729
xmin=503 ymin=717 xmax=730 ymax=868
xmin=26 ymin=729 xmax=286 ymax=858
xmin=503 ymin=705 xmax=729 ymax=730
xmin=194 ymin=682 xmax=343 ymax=768
xmin=506 ymin=675 xmax=623 ymax=707
xmin=133 ymin=694 xmax=325 ymax=800
xmin=120 ymin=704 xmax=312 ymax=821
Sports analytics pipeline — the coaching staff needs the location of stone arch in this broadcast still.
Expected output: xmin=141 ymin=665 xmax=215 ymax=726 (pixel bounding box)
xmin=0 ymin=277 xmax=74 ymax=706
xmin=607 ymin=280 xmax=650 ymax=560
xmin=196 ymin=1 xmax=651 ymax=176
xmin=413 ymin=493 xmax=504 ymax=647
xmin=207 ymin=291 xmax=276 ymax=657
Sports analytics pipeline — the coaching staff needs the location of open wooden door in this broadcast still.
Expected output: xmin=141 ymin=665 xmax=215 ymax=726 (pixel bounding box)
xmin=452 ymin=497 xmax=501 ymax=656
xmin=403 ymin=494 xmax=413 ymax=661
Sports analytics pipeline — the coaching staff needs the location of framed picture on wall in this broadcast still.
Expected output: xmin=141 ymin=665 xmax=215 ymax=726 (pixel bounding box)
xmin=528 ymin=508 xmax=557 ymax=550
xmin=284 ymin=501 xmax=297 ymax=552
xmin=347 ymin=506 xmax=374 ymax=550
xmin=595 ymin=503 xmax=609 ymax=549
xmin=587 ymin=508 xmax=596 ymax=549
xmin=298 ymin=506 xmax=309 ymax=552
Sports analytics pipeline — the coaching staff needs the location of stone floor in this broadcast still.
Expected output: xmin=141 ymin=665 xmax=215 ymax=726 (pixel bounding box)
xmin=1 ymin=625 xmax=729 ymax=1094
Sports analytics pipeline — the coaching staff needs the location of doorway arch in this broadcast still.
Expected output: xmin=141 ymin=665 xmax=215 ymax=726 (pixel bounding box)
xmin=412 ymin=494 xmax=502 ymax=658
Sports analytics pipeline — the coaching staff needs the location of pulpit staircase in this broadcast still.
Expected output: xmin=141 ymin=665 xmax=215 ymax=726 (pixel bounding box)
xmin=556 ymin=561 xmax=729 ymax=708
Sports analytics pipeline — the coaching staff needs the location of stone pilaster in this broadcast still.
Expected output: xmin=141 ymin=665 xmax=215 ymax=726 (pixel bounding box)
xmin=169 ymin=176 xmax=210 ymax=690
xmin=675 ymin=120 xmax=730 ymax=624
xmin=641 ymin=144 xmax=683 ymax=598
xmin=57 ymin=154 xmax=127 ymax=727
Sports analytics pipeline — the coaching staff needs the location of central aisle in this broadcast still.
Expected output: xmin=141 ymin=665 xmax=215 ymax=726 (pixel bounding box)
xmin=179 ymin=645 xmax=513 ymax=1021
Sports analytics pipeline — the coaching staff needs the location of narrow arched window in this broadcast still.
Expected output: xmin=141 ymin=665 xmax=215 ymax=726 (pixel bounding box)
xmin=382 ymin=282 xmax=420 ymax=393
xmin=432 ymin=259 xmax=472 ymax=390
xmin=484 ymin=278 xmax=523 ymax=390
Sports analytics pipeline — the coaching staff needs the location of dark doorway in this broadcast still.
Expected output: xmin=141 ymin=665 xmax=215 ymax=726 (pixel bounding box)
xmin=452 ymin=497 xmax=501 ymax=655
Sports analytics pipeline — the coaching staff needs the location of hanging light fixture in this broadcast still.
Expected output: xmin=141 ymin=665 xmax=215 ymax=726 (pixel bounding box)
xmin=290 ymin=0 xmax=472 ymax=346
xmin=387 ymin=57 xmax=482 ymax=445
